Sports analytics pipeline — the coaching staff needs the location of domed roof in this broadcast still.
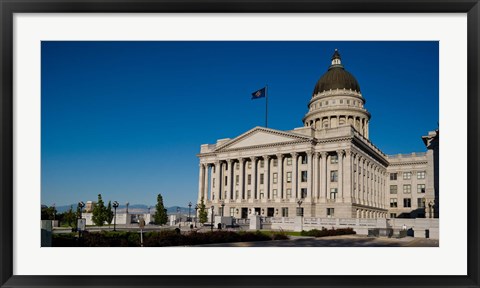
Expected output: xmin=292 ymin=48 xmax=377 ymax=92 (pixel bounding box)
xmin=312 ymin=50 xmax=361 ymax=95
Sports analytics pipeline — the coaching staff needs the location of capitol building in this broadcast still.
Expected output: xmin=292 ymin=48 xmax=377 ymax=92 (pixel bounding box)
xmin=196 ymin=50 xmax=439 ymax=221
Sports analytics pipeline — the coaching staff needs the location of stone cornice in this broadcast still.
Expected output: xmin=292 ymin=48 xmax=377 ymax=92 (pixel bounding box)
xmin=388 ymin=161 xmax=428 ymax=167
xmin=303 ymin=107 xmax=371 ymax=122
xmin=213 ymin=126 xmax=313 ymax=153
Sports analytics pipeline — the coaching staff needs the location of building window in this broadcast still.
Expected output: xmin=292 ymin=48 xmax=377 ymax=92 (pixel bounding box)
xmin=260 ymin=160 xmax=264 ymax=168
xmin=301 ymin=171 xmax=308 ymax=182
xmin=390 ymin=198 xmax=398 ymax=208
xmin=259 ymin=190 xmax=264 ymax=199
xmin=230 ymin=207 xmax=235 ymax=217
xmin=390 ymin=185 xmax=397 ymax=194
xmin=235 ymin=190 xmax=239 ymax=199
xmin=225 ymin=176 xmax=228 ymax=186
xmin=301 ymin=155 xmax=307 ymax=164
xmin=286 ymin=189 xmax=292 ymax=198
xmin=213 ymin=178 xmax=215 ymax=188
xmin=332 ymin=100 xmax=336 ymax=104
xmin=247 ymin=174 xmax=251 ymax=185
xmin=390 ymin=213 xmax=397 ymax=218
xmin=330 ymin=170 xmax=338 ymax=182
xmin=417 ymin=184 xmax=426 ymax=193
xmin=330 ymin=154 xmax=338 ymax=164
xmin=417 ymin=171 xmax=426 ymax=179
xmin=340 ymin=99 xmax=343 ymax=104
xmin=403 ymin=198 xmax=412 ymax=208
xmin=247 ymin=190 xmax=251 ymax=199
xmin=330 ymin=188 xmax=338 ymax=199
xmin=282 ymin=207 xmax=289 ymax=217
xmin=273 ymin=189 xmax=277 ymax=198
xmin=235 ymin=175 xmax=239 ymax=186
xmin=417 ymin=198 xmax=425 ymax=208
xmin=272 ymin=173 xmax=278 ymax=184
xmin=286 ymin=158 xmax=292 ymax=166
xmin=286 ymin=172 xmax=292 ymax=183
xmin=353 ymin=164 xmax=357 ymax=172
xmin=236 ymin=163 xmax=239 ymax=170
xmin=273 ymin=159 xmax=278 ymax=167
xmin=260 ymin=173 xmax=264 ymax=185
xmin=248 ymin=162 xmax=252 ymax=169
xmin=390 ymin=173 xmax=397 ymax=180
xmin=325 ymin=100 xmax=329 ymax=105
xmin=403 ymin=172 xmax=412 ymax=180
xmin=347 ymin=100 xmax=350 ymax=105
xmin=301 ymin=188 xmax=307 ymax=198
xmin=327 ymin=208 xmax=335 ymax=218
xmin=403 ymin=184 xmax=411 ymax=194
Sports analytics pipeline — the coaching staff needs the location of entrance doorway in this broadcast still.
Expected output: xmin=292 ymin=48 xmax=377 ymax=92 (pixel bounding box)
xmin=267 ymin=208 xmax=274 ymax=217
xmin=241 ymin=208 xmax=248 ymax=219
xmin=254 ymin=207 xmax=261 ymax=215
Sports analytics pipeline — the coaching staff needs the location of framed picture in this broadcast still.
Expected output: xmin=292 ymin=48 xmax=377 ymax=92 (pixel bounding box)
xmin=1 ymin=0 xmax=479 ymax=288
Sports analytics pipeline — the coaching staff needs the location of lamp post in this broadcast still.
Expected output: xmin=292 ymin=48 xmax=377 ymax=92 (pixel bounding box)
xmin=188 ymin=202 xmax=192 ymax=222
xmin=78 ymin=201 xmax=85 ymax=238
xmin=113 ymin=201 xmax=119 ymax=231
xmin=210 ymin=206 xmax=214 ymax=232
xmin=194 ymin=204 xmax=199 ymax=228
xmin=147 ymin=206 xmax=151 ymax=224
xmin=221 ymin=201 xmax=225 ymax=217
xmin=78 ymin=201 xmax=85 ymax=219
xmin=176 ymin=207 xmax=180 ymax=224
xmin=52 ymin=203 xmax=56 ymax=221
xmin=125 ymin=202 xmax=130 ymax=226
xmin=297 ymin=199 xmax=303 ymax=216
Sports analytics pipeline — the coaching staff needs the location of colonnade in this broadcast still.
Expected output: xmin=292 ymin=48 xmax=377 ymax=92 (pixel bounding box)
xmin=304 ymin=115 xmax=369 ymax=138
xmin=198 ymin=150 xmax=386 ymax=210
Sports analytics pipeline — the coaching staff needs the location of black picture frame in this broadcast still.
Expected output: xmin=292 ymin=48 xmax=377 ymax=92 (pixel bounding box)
xmin=1 ymin=1 xmax=479 ymax=287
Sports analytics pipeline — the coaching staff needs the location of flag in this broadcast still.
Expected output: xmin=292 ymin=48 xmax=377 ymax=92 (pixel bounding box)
xmin=251 ymin=87 xmax=266 ymax=99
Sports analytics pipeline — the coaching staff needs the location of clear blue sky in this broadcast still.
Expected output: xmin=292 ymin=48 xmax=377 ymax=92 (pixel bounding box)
xmin=41 ymin=41 xmax=439 ymax=207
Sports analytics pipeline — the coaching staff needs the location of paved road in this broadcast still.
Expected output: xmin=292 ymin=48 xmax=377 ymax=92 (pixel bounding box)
xmin=194 ymin=235 xmax=439 ymax=247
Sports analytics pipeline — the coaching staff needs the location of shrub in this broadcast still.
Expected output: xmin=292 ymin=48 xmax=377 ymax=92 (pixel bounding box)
xmin=301 ymin=228 xmax=356 ymax=237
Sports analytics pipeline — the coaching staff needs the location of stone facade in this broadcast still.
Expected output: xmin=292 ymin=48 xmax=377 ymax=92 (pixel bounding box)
xmin=197 ymin=50 xmax=438 ymax=221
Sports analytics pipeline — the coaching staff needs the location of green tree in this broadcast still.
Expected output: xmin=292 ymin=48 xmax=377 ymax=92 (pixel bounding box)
xmin=64 ymin=205 xmax=77 ymax=228
xmin=105 ymin=201 xmax=114 ymax=225
xmin=198 ymin=197 xmax=208 ymax=224
xmin=92 ymin=194 xmax=106 ymax=226
xmin=41 ymin=205 xmax=57 ymax=220
xmin=154 ymin=194 xmax=168 ymax=225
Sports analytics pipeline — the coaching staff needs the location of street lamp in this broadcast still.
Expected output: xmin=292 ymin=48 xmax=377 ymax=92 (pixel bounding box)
xmin=221 ymin=201 xmax=225 ymax=217
xmin=188 ymin=202 xmax=192 ymax=222
xmin=176 ymin=207 xmax=180 ymax=224
xmin=78 ymin=201 xmax=85 ymax=219
xmin=113 ymin=201 xmax=119 ymax=231
xmin=297 ymin=199 xmax=303 ymax=216
xmin=194 ymin=204 xmax=199 ymax=228
xmin=210 ymin=206 xmax=214 ymax=232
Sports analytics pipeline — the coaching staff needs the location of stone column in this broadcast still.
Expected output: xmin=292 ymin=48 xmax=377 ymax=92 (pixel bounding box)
xmin=360 ymin=158 xmax=365 ymax=205
xmin=215 ymin=161 xmax=221 ymax=203
xmin=239 ymin=158 xmax=245 ymax=200
xmin=226 ymin=159 xmax=233 ymax=200
xmin=291 ymin=152 xmax=298 ymax=199
xmin=264 ymin=155 xmax=271 ymax=200
xmin=313 ymin=152 xmax=320 ymax=200
xmin=337 ymin=150 xmax=344 ymax=201
xmin=198 ymin=163 xmax=205 ymax=203
xmin=203 ymin=163 xmax=209 ymax=202
xmin=320 ymin=152 xmax=328 ymax=203
xmin=306 ymin=151 xmax=313 ymax=202
xmin=276 ymin=154 xmax=284 ymax=200
xmin=344 ymin=150 xmax=352 ymax=203
xmin=250 ymin=157 xmax=257 ymax=200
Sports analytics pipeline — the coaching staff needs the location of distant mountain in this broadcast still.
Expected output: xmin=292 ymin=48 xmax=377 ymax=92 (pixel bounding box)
xmin=49 ymin=204 xmax=193 ymax=215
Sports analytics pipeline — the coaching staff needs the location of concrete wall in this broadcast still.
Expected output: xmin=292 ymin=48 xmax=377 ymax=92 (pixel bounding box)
xmin=266 ymin=217 xmax=439 ymax=239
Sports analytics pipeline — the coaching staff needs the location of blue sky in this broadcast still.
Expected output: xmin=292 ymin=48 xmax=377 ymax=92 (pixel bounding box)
xmin=41 ymin=41 xmax=439 ymax=207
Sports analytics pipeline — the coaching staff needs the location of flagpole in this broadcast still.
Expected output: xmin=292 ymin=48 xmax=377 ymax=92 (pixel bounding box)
xmin=265 ymin=85 xmax=268 ymax=128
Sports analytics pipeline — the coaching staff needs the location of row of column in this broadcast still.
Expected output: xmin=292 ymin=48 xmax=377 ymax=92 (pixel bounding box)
xmin=304 ymin=116 xmax=369 ymax=138
xmin=198 ymin=150 xmax=386 ymax=209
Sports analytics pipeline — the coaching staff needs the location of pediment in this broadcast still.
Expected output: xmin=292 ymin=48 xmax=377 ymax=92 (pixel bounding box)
xmin=216 ymin=127 xmax=311 ymax=151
